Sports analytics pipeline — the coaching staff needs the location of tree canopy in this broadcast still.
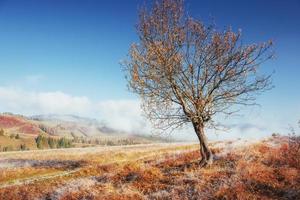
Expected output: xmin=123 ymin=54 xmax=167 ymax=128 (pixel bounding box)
xmin=124 ymin=0 xmax=273 ymax=166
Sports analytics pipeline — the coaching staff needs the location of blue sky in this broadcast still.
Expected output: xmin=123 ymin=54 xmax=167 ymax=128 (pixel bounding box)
xmin=0 ymin=0 xmax=299 ymax=140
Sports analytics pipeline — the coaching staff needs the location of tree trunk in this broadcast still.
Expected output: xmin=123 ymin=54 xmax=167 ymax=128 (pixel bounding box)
xmin=193 ymin=122 xmax=213 ymax=167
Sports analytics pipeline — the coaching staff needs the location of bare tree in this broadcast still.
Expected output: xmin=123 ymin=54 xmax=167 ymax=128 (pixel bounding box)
xmin=124 ymin=0 xmax=273 ymax=166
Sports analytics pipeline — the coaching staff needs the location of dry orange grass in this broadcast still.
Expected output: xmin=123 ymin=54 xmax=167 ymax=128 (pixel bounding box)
xmin=0 ymin=136 xmax=299 ymax=200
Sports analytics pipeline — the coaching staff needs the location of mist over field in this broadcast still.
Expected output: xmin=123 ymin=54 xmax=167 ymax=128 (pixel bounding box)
xmin=0 ymin=86 xmax=291 ymax=141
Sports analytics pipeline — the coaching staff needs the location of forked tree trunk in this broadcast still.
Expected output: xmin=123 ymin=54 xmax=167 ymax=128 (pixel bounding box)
xmin=192 ymin=122 xmax=213 ymax=167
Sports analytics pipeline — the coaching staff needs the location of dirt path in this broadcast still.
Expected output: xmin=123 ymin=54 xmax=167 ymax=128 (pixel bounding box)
xmin=0 ymin=169 xmax=80 ymax=189
xmin=0 ymin=145 xmax=197 ymax=189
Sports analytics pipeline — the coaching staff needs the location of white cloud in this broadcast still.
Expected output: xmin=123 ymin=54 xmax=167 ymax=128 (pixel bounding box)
xmin=0 ymin=86 xmax=148 ymax=134
xmin=207 ymin=123 xmax=271 ymax=141
xmin=36 ymin=91 xmax=92 ymax=114
xmin=96 ymin=100 xmax=149 ymax=134
xmin=0 ymin=87 xmax=92 ymax=116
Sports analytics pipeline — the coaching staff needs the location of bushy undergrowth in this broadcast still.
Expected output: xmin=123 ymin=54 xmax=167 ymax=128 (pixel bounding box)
xmin=215 ymin=135 xmax=300 ymax=199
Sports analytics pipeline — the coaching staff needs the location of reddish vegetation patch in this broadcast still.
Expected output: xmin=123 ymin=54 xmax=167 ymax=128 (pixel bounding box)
xmin=0 ymin=115 xmax=41 ymax=135
xmin=18 ymin=124 xmax=41 ymax=135
xmin=0 ymin=115 xmax=25 ymax=128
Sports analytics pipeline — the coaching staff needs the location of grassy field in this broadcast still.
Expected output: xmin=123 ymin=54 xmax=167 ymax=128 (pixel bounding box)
xmin=0 ymin=136 xmax=299 ymax=200
xmin=0 ymin=135 xmax=38 ymax=151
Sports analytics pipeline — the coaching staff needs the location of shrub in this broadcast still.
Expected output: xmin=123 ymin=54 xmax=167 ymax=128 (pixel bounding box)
xmin=36 ymin=135 xmax=43 ymax=148
xmin=57 ymin=137 xmax=72 ymax=148
xmin=47 ymin=137 xmax=57 ymax=148
xmin=2 ymin=146 xmax=13 ymax=152
xmin=36 ymin=135 xmax=49 ymax=149
xmin=0 ymin=129 xmax=4 ymax=136
xmin=106 ymin=140 xmax=115 ymax=146
xmin=20 ymin=144 xmax=27 ymax=151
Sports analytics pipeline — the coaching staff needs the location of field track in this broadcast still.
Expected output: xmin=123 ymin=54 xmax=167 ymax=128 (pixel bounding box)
xmin=0 ymin=143 xmax=197 ymax=189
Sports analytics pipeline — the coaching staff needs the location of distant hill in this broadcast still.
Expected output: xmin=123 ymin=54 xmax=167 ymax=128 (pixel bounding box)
xmin=31 ymin=114 xmax=120 ymax=136
xmin=0 ymin=114 xmax=43 ymax=136
xmin=30 ymin=114 xmax=99 ymax=125
xmin=0 ymin=113 xmax=173 ymax=152
xmin=29 ymin=114 xmax=116 ymax=138
xmin=0 ymin=113 xmax=169 ymax=142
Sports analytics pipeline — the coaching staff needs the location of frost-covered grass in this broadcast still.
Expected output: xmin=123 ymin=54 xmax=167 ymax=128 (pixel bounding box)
xmin=0 ymin=137 xmax=299 ymax=200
